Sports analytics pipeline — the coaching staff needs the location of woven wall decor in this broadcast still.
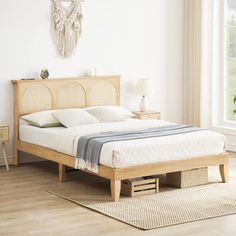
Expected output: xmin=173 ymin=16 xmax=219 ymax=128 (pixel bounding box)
xmin=52 ymin=0 xmax=83 ymax=58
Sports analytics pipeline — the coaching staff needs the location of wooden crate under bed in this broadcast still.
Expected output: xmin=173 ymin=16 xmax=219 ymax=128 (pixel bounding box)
xmin=121 ymin=177 xmax=159 ymax=197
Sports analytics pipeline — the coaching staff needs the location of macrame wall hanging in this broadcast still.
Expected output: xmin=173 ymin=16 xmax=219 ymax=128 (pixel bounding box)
xmin=51 ymin=0 xmax=83 ymax=58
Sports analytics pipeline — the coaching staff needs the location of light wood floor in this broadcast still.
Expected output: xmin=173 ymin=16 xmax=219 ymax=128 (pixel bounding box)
xmin=0 ymin=154 xmax=236 ymax=236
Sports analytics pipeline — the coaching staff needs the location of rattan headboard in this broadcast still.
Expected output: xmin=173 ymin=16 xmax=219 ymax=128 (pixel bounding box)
xmin=12 ymin=75 xmax=120 ymax=141
xmin=12 ymin=75 xmax=120 ymax=115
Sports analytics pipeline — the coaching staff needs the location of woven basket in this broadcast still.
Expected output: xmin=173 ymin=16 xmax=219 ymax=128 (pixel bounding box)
xmin=167 ymin=168 xmax=208 ymax=188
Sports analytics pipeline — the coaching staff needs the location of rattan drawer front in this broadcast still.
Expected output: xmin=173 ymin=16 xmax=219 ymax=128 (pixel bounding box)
xmin=167 ymin=167 xmax=208 ymax=188
xmin=140 ymin=114 xmax=160 ymax=120
xmin=0 ymin=127 xmax=9 ymax=142
xmin=133 ymin=111 xmax=161 ymax=120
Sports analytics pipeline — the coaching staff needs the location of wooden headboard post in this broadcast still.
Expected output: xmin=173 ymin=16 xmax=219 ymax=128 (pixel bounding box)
xmin=12 ymin=82 xmax=20 ymax=166
xmin=12 ymin=75 xmax=121 ymax=166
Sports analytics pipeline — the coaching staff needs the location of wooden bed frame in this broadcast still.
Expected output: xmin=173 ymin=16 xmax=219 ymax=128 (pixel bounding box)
xmin=12 ymin=76 xmax=229 ymax=202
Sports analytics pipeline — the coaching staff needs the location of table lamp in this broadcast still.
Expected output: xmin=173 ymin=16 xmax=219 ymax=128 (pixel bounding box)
xmin=135 ymin=79 xmax=151 ymax=112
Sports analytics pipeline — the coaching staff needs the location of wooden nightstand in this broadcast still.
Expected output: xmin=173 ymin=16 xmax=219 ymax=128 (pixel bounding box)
xmin=132 ymin=111 xmax=161 ymax=120
xmin=0 ymin=124 xmax=10 ymax=171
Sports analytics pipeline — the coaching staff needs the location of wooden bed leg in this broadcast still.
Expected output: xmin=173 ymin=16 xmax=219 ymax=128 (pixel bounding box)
xmin=219 ymin=163 xmax=229 ymax=183
xmin=110 ymin=179 xmax=121 ymax=202
xmin=13 ymin=149 xmax=19 ymax=166
xmin=59 ymin=164 xmax=66 ymax=183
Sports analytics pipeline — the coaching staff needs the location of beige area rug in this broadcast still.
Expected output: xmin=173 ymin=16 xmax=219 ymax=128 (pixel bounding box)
xmin=47 ymin=173 xmax=236 ymax=230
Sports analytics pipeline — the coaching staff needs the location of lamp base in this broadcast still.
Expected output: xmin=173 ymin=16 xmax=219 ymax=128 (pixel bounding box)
xmin=140 ymin=96 xmax=147 ymax=112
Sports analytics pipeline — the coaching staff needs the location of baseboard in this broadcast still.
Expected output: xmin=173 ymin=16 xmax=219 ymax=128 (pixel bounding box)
xmin=212 ymin=126 xmax=236 ymax=154
xmin=0 ymin=156 xmax=13 ymax=166
xmin=226 ymin=137 xmax=236 ymax=153
xmin=0 ymin=154 xmax=43 ymax=167
xmin=227 ymin=145 xmax=236 ymax=153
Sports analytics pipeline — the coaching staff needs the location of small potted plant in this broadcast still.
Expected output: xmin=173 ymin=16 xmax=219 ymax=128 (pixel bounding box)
xmin=233 ymin=93 xmax=236 ymax=114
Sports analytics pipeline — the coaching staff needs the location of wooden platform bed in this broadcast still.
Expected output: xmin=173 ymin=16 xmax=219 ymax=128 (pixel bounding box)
xmin=12 ymin=76 xmax=229 ymax=202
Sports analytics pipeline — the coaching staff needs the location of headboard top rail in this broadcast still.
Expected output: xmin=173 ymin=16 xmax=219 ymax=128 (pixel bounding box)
xmin=12 ymin=75 xmax=121 ymax=84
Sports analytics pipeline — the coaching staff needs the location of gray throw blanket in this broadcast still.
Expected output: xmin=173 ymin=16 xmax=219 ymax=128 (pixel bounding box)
xmin=76 ymin=125 xmax=202 ymax=173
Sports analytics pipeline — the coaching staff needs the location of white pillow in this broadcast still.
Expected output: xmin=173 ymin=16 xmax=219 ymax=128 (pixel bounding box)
xmin=85 ymin=106 xmax=134 ymax=122
xmin=53 ymin=109 xmax=99 ymax=128
xmin=21 ymin=110 xmax=61 ymax=128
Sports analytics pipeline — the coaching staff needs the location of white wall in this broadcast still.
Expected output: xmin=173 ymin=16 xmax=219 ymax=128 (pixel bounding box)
xmin=0 ymin=0 xmax=184 ymax=163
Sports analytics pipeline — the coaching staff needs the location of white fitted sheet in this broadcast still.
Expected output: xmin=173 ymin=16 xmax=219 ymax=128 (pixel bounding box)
xmin=19 ymin=125 xmax=66 ymax=150
xmin=19 ymin=119 xmax=227 ymax=169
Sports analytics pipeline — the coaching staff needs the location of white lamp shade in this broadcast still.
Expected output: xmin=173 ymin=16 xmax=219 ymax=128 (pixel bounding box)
xmin=135 ymin=79 xmax=151 ymax=96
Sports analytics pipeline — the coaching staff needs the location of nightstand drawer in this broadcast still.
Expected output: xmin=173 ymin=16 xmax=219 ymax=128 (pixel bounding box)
xmin=132 ymin=111 xmax=161 ymax=120
xmin=140 ymin=114 xmax=160 ymax=120
xmin=0 ymin=127 xmax=9 ymax=141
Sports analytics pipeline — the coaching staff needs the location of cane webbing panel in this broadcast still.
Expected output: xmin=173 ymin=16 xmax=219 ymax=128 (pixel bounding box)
xmin=13 ymin=76 xmax=120 ymax=115
xmin=56 ymin=82 xmax=86 ymax=109
xmin=20 ymin=84 xmax=52 ymax=114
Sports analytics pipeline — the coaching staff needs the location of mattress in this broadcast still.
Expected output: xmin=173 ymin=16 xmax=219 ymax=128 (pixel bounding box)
xmin=19 ymin=119 xmax=227 ymax=169
xmin=19 ymin=125 xmax=66 ymax=150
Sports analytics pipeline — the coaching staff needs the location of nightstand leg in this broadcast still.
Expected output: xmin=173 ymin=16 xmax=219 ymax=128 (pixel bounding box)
xmin=2 ymin=143 xmax=9 ymax=171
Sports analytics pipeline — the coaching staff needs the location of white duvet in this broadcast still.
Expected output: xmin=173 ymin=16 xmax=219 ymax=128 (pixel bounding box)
xmin=53 ymin=119 xmax=226 ymax=168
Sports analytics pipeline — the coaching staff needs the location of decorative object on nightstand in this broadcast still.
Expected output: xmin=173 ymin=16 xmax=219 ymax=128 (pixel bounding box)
xmin=133 ymin=110 xmax=161 ymax=120
xmin=0 ymin=124 xmax=10 ymax=171
xmin=135 ymin=78 xmax=151 ymax=112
